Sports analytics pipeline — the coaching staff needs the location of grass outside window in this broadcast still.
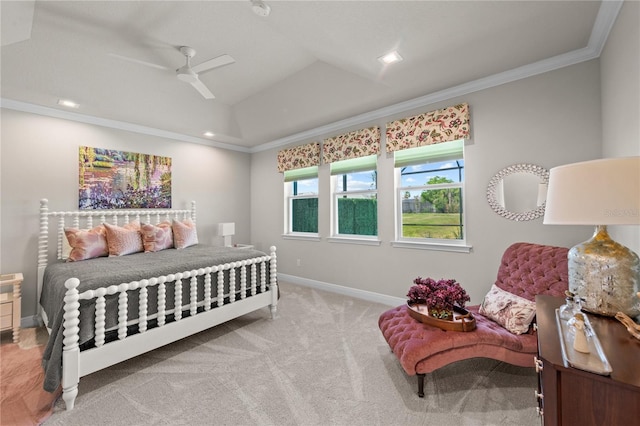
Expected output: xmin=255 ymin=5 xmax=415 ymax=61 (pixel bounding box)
xmin=402 ymin=212 xmax=463 ymax=240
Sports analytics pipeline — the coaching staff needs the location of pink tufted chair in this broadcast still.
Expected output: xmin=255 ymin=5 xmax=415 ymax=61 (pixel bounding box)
xmin=378 ymin=242 xmax=569 ymax=396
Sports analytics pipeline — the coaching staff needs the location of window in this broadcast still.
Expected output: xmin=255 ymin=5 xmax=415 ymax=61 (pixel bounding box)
xmin=331 ymin=155 xmax=377 ymax=237
xmin=284 ymin=166 xmax=318 ymax=234
xmin=395 ymin=139 xmax=465 ymax=243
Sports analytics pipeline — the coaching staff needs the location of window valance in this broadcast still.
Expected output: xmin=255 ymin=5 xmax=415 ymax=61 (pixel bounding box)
xmin=322 ymin=126 xmax=381 ymax=164
xmin=277 ymin=142 xmax=321 ymax=173
xmin=386 ymin=103 xmax=470 ymax=153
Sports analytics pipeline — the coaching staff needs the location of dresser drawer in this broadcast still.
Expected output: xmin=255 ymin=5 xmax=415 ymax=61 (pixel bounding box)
xmin=0 ymin=314 xmax=12 ymax=330
xmin=0 ymin=302 xmax=12 ymax=316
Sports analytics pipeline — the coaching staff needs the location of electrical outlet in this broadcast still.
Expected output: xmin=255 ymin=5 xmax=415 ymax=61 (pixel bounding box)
xmin=296 ymin=259 xmax=301 ymax=267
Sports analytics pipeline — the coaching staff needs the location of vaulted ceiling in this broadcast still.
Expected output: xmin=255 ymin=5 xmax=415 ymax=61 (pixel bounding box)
xmin=1 ymin=1 xmax=614 ymax=151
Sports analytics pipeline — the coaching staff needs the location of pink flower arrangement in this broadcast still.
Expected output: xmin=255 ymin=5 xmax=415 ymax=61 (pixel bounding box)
xmin=407 ymin=277 xmax=470 ymax=318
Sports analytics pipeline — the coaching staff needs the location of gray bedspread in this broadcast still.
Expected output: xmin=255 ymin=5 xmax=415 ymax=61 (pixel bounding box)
xmin=41 ymin=244 xmax=270 ymax=392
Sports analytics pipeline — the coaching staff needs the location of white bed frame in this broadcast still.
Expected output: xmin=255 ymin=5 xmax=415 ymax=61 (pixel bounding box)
xmin=36 ymin=199 xmax=278 ymax=410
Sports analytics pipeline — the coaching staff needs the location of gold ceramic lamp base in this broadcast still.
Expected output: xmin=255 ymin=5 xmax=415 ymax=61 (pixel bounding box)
xmin=568 ymin=225 xmax=640 ymax=317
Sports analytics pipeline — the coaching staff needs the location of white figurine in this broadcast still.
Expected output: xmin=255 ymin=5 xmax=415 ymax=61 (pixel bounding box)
xmin=572 ymin=313 xmax=590 ymax=354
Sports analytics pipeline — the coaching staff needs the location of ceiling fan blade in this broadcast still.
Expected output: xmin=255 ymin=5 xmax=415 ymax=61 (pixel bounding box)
xmin=191 ymin=54 xmax=235 ymax=74
xmin=190 ymin=78 xmax=215 ymax=99
xmin=108 ymin=53 xmax=169 ymax=71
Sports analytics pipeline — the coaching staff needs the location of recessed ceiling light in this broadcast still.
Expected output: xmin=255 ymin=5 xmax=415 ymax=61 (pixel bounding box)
xmin=203 ymin=131 xmax=215 ymax=138
xmin=251 ymin=0 xmax=271 ymax=17
xmin=378 ymin=51 xmax=403 ymax=65
xmin=57 ymin=99 xmax=79 ymax=109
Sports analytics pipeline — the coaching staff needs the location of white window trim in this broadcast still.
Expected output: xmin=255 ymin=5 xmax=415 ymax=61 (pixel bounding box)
xmin=285 ymin=179 xmax=319 ymax=236
xmin=327 ymin=235 xmax=382 ymax=246
xmin=282 ymin=233 xmax=321 ymax=241
xmin=394 ymin=161 xmax=468 ymax=249
xmin=391 ymin=239 xmax=472 ymax=253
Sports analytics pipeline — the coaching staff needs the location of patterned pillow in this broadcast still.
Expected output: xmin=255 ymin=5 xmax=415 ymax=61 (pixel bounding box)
xmin=140 ymin=221 xmax=174 ymax=252
xmin=65 ymin=225 xmax=109 ymax=262
xmin=172 ymin=218 xmax=198 ymax=249
xmin=479 ymin=284 xmax=537 ymax=335
xmin=103 ymin=221 xmax=143 ymax=256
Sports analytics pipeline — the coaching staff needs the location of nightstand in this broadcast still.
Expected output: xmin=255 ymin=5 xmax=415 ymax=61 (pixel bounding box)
xmin=0 ymin=273 xmax=23 ymax=344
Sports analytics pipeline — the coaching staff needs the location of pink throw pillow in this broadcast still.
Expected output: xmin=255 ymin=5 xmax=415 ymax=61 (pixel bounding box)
xmin=141 ymin=221 xmax=174 ymax=252
xmin=104 ymin=221 xmax=143 ymax=256
xmin=479 ymin=284 xmax=536 ymax=335
xmin=172 ymin=218 xmax=198 ymax=249
xmin=65 ymin=225 xmax=108 ymax=262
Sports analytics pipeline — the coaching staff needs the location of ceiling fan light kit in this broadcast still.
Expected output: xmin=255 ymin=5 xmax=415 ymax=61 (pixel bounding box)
xmin=176 ymin=66 xmax=198 ymax=84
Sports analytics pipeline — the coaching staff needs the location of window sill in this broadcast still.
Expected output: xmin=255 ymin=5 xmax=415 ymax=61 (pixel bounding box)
xmin=327 ymin=236 xmax=382 ymax=246
xmin=282 ymin=233 xmax=321 ymax=242
xmin=391 ymin=240 xmax=472 ymax=253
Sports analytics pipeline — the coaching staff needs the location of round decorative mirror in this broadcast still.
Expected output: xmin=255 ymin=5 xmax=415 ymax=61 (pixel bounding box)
xmin=486 ymin=163 xmax=549 ymax=221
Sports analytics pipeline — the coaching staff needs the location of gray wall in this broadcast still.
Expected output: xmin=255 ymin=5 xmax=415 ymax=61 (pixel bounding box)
xmin=0 ymin=109 xmax=252 ymax=319
xmin=600 ymin=0 xmax=640 ymax=254
xmin=251 ymin=60 xmax=604 ymax=305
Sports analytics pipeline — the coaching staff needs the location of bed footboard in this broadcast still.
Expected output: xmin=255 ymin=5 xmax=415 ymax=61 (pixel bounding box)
xmin=59 ymin=247 xmax=277 ymax=410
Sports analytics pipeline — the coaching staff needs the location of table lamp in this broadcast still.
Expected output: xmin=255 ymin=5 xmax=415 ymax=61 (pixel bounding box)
xmin=218 ymin=222 xmax=235 ymax=247
xmin=543 ymin=156 xmax=640 ymax=317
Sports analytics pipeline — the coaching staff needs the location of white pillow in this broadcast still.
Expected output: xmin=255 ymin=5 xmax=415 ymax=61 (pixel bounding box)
xmin=479 ymin=284 xmax=536 ymax=335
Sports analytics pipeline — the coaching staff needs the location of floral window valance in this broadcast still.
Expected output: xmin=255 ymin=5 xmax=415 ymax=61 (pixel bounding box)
xmin=386 ymin=103 xmax=470 ymax=153
xmin=322 ymin=126 xmax=381 ymax=164
xmin=277 ymin=142 xmax=321 ymax=172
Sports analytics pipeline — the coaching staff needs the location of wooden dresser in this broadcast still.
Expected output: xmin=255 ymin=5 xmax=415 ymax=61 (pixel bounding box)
xmin=535 ymin=295 xmax=640 ymax=425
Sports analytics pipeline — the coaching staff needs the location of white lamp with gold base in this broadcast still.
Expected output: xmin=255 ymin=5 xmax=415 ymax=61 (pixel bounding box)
xmin=544 ymin=156 xmax=640 ymax=318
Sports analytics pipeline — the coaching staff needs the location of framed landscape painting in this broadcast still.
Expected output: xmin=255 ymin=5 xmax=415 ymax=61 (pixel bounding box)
xmin=79 ymin=146 xmax=172 ymax=209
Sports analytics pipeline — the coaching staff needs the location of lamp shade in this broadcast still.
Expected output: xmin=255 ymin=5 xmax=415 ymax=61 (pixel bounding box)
xmin=543 ymin=156 xmax=640 ymax=225
xmin=218 ymin=222 xmax=235 ymax=236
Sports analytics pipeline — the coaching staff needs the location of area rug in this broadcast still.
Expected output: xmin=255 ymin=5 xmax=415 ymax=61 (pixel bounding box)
xmin=0 ymin=328 xmax=60 ymax=426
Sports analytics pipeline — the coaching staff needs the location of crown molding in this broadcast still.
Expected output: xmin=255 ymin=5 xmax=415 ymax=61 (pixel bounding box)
xmin=252 ymin=0 xmax=623 ymax=154
xmin=0 ymin=98 xmax=252 ymax=153
xmin=589 ymin=0 xmax=624 ymax=56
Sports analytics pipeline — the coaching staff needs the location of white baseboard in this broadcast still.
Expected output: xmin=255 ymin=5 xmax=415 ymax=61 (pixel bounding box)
xmin=278 ymin=273 xmax=405 ymax=307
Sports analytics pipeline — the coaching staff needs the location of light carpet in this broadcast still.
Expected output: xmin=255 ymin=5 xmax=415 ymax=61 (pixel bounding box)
xmin=45 ymin=281 xmax=539 ymax=425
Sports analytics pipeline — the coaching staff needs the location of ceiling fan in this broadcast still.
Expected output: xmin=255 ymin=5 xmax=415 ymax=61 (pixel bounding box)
xmin=175 ymin=46 xmax=235 ymax=100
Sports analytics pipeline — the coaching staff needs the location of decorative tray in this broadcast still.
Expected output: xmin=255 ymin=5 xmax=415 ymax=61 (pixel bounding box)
xmin=555 ymin=309 xmax=612 ymax=376
xmin=407 ymin=303 xmax=476 ymax=332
